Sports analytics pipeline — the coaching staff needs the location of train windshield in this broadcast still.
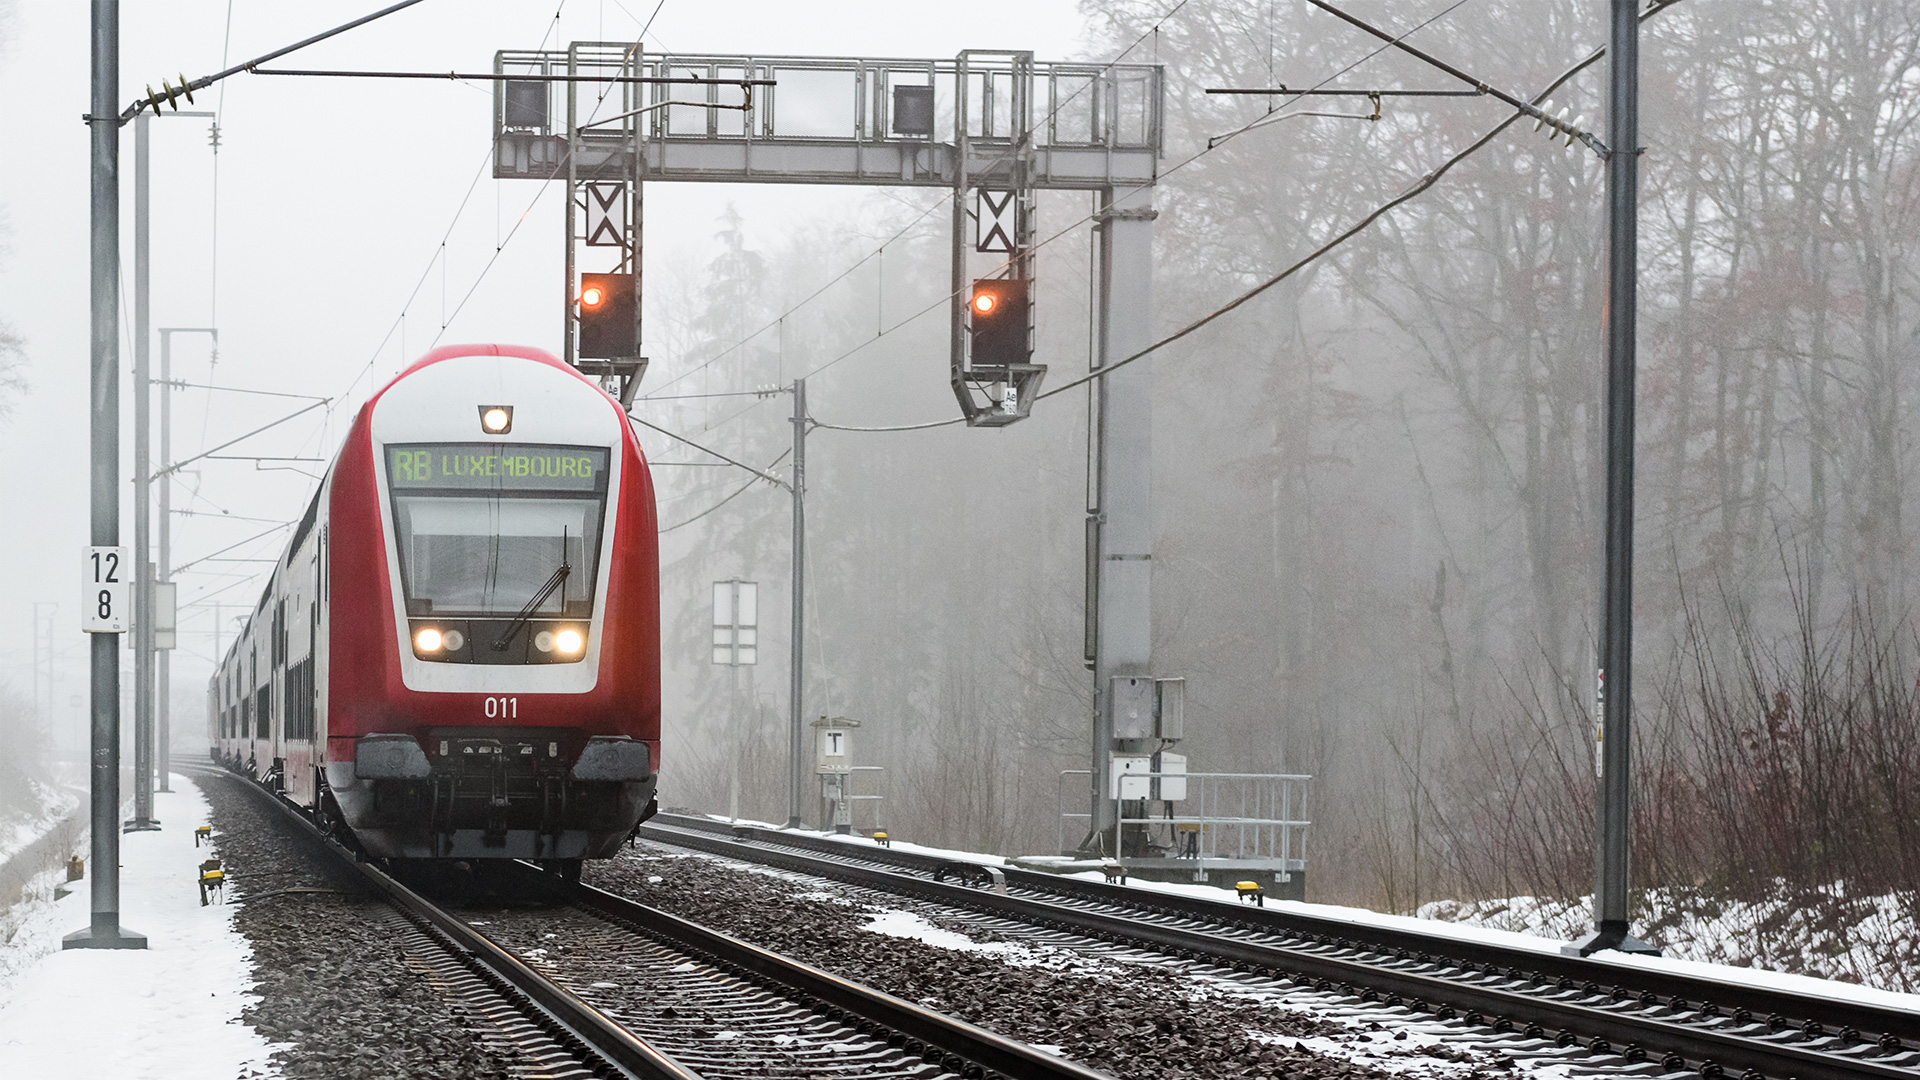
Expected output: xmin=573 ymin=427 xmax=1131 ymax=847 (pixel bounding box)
xmin=385 ymin=443 xmax=612 ymax=618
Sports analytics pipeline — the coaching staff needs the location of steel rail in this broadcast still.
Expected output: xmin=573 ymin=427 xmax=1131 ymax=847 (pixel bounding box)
xmin=196 ymin=764 xmax=1111 ymax=1079
xmin=546 ymin=867 xmax=1116 ymax=1080
xmin=190 ymin=765 xmax=704 ymax=1080
xmin=639 ymin=818 xmax=1920 ymax=1080
xmin=652 ymin=814 xmax=1920 ymax=1047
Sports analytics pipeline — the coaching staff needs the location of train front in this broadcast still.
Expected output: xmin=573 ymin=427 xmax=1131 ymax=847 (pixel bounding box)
xmin=324 ymin=346 xmax=661 ymax=862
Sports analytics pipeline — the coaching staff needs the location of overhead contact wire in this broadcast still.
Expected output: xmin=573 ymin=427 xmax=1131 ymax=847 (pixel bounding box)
xmin=638 ymin=0 xmax=1197 ymax=404
xmin=681 ymin=0 xmax=1471 ymax=435
xmin=817 ymin=0 xmax=1680 ymax=432
xmin=1034 ymin=0 xmax=1682 ymax=402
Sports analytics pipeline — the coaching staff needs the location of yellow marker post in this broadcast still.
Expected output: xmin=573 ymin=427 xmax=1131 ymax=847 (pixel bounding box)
xmin=198 ymin=868 xmax=225 ymax=907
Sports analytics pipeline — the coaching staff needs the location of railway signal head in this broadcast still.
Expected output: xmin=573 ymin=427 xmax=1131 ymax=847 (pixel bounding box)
xmin=967 ymin=277 xmax=1029 ymax=370
xmin=577 ymin=272 xmax=637 ymax=358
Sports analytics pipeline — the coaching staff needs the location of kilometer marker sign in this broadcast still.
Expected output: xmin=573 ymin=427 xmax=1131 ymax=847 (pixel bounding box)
xmin=83 ymin=545 xmax=128 ymax=633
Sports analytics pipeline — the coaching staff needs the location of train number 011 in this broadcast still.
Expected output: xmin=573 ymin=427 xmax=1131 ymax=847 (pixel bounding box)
xmin=483 ymin=696 xmax=519 ymax=719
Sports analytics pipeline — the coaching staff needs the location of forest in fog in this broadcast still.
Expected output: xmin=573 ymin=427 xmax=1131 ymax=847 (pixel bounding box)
xmin=635 ymin=0 xmax=1920 ymax=926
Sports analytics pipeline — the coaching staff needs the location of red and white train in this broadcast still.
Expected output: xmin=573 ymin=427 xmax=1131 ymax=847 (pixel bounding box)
xmin=210 ymin=344 xmax=661 ymax=867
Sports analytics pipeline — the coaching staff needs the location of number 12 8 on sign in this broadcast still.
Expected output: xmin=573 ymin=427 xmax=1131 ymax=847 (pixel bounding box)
xmin=83 ymin=546 xmax=128 ymax=633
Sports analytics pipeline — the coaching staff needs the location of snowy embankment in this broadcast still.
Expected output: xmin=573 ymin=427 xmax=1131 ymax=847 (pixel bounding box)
xmin=1419 ymin=888 xmax=1920 ymax=996
xmin=0 ymin=793 xmax=80 ymax=865
xmin=0 ymin=767 xmax=83 ymax=865
xmin=0 ymin=769 xmax=87 ymax=947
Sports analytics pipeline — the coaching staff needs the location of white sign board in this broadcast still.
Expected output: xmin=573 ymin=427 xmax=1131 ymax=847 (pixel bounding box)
xmin=816 ymin=727 xmax=850 ymax=774
xmin=153 ymin=581 xmax=177 ymax=650
xmin=711 ymin=579 xmax=758 ymax=665
xmin=975 ymin=189 xmax=1015 ymax=253
xmin=83 ymin=546 xmax=128 ymax=633
xmin=584 ymin=182 xmax=627 ymax=247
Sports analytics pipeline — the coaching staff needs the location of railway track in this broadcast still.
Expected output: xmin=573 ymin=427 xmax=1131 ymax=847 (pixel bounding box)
xmin=197 ymin=765 xmax=1112 ymax=1080
xmin=638 ymin=814 xmax=1920 ymax=1080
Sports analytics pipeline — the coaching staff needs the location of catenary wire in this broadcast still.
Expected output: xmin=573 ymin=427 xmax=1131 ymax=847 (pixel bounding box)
xmin=330 ymin=2 xmax=574 ymax=418
xmin=425 ymin=17 xmax=677 ymax=355
xmin=672 ymin=0 xmax=1474 ymax=437
xmin=193 ymin=3 xmax=576 ymax=619
xmin=1032 ymin=0 xmax=1681 ymax=404
xmin=628 ymin=414 xmax=790 ymax=486
xmin=801 ymin=0 xmax=1679 ymax=434
xmin=636 ymin=0 xmax=1196 ymax=401
xmin=658 ymin=448 xmax=793 ymax=534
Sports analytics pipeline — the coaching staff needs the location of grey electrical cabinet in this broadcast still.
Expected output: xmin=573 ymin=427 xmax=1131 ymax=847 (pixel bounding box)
xmin=1111 ymin=676 xmax=1186 ymax=742
xmin=1110 ymin=677 xmax=1156 ymax=740
xmin=1154 ymin=677 xmax=1184 ymax=741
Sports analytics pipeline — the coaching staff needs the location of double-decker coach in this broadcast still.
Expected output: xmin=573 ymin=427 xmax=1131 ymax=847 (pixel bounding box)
xmin=211 ymin=344 xmax=660 ymax=872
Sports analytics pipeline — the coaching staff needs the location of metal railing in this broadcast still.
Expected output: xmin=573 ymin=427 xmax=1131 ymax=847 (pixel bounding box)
xmin=1058 ymin=769 xmax=1312 ymax=870
xmin=495 ymin=47 xmax=1163 ymax=154
xmin=848 ymin=764 xmax=885 ymax=833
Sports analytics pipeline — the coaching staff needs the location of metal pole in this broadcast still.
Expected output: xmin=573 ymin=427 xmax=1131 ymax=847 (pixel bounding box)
xmin=564 ymin=44 xmax=579 ymax=366
xmin=1085 ymin=184 xmax=1156 ymax=854
xmin=157 ymin=332 xmax=171 ymax=792
xmin=786 ymin=378 xmax=807 ymax=829
xmin=68 ymin=0 xmax=144 ymax=950
xmin=129 ymin=107 xmax=157 ymax=832
xmin=1571 ymin=0 xmax=1656 ymax=958
xmin=155 ymin=326 xmax=212 ymax=789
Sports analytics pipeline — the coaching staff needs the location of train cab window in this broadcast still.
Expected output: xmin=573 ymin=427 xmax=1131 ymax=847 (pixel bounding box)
xmin=384 ymin=444 xmax=610 ymax=657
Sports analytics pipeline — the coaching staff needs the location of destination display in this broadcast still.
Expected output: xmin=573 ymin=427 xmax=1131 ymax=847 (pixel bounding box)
xmin=386 ymin=443 xmax=609 ymax=492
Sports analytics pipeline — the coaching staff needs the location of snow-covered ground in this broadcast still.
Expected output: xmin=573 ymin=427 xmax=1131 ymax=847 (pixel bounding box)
xmin=700 ymin=814 xmax=1920 ymax=1012
xmin=1420 ymin=889 xmax=1920 ymax=997
xmin=0 ymin=774 xmax=280 ymax=1078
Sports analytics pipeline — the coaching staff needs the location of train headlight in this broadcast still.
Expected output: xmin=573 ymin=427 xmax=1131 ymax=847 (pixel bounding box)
xmin=441 ymin=629 xmax=466 ymax=651
xmin=478 ymin=405 xmax=513 ymax=434
xmin=533 ymin=630 xmax=555 ymax=653
xmin=415 ymin=627 xmax=444 ymax=652
xmin=554 ymin=628 xmax=584 ymax=655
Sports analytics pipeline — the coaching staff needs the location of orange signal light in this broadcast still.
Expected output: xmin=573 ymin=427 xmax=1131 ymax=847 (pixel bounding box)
xmin=580 ymin=284 xmax=606 ymax=308
xmin=973 ymin=292 xmax=997 ymax=315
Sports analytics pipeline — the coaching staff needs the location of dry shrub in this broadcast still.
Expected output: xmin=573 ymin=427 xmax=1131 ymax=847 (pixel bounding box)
xmin=1429 ymin=580 xmax=1920 ymax=937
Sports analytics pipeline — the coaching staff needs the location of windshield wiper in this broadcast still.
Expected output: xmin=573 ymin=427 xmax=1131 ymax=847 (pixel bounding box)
xmin=492 ymin=529 xmax=572 ymax=652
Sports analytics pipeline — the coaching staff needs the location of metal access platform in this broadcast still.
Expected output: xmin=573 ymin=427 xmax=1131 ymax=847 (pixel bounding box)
xmin=491 ymin=47 xmax=1163 ymax=189
xmin=1032 ymin=770 xmax=1312 ymax=899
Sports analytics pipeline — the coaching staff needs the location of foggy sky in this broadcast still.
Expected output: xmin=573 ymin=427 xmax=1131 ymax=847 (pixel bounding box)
xmin=0 ymin=0 xmax=1093 ymax=746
